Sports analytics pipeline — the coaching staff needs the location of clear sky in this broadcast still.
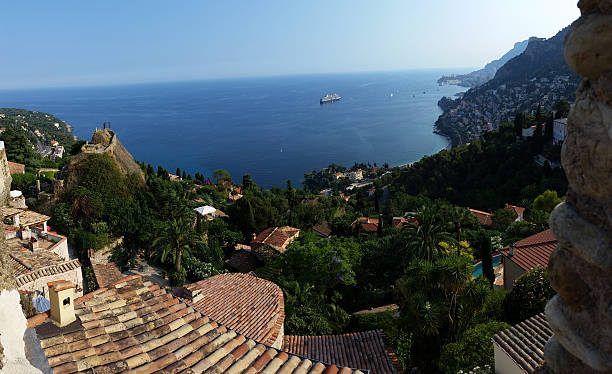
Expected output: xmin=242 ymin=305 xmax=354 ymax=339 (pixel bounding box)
xmin=1 ymin=1 xmax=579 ymax=89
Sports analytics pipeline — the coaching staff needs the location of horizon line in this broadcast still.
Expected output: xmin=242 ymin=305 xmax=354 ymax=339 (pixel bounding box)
xmin=0 ymin=66 xmax=478 ymax=92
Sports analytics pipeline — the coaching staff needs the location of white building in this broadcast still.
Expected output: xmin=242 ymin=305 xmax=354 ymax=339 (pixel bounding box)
xmin=553 ymin=118 xmax=567 ymax=145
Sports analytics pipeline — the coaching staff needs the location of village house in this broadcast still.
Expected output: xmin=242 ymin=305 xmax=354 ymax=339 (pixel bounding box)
xmin=250 ymin=226 xmax=300 ymax=262
xmin=553 ymin=118 xmax=567 ymax=145
xmin=347 ymin=169 xmax=364 ymax=181
xmin=500 ymin=229 xmax=557 ymax=290
xmin=505 ymin=204 xmax=526 ymax=221
xmin=193 ymin=205 xmax=228 ymax=221
xmin=49 ymin=140 xmax=59 ymax=147
xmin=352 ymin=217 xmax=379 ymax=232
xmin=392 ymin=216 xmax=418 ymax=229
xmin=469 ymin=208 xmax=494 ymax=226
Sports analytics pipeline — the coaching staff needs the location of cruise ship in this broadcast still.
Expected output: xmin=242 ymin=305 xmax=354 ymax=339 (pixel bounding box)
xmin=320 ymin=93 xmax=341 ymax=104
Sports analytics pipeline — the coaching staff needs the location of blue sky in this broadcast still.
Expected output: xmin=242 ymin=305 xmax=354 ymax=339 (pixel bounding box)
xmin=1 ymin=1 xmax=579 ymax=89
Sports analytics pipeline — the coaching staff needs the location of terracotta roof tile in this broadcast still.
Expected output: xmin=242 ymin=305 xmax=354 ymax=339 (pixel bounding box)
xmin=351 ymin=217 xmax=379 ymax=232
xmin=500 ymin=230 xmax=557 ymax=271
xmin=284 ymin=330 xmax=397 ymax=374
xmin=492 ymin=313 xmax=552 ymax=373
xmin=8 ymin=160 xmax=25 ymax=174
xmin=91 ymin=262 xmax=124 ymax=288
xmin=505 ymin=204 xmax=526 ymax=217
xmin=252 ymin=226 xmax=301 ymax=252
xmin=182 ymin=273 xmax=284 ymax=347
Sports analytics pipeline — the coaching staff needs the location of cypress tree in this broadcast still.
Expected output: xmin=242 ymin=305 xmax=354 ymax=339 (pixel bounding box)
xmin=513 ymin=112 xmax=523 ymax=138
xmin=479 ymin=232 xmax=494 ymax=287
xmin=545 ymin=114 xmax=554 ymax=141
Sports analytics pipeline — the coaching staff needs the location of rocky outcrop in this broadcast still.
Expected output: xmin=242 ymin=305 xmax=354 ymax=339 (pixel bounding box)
xmin=81 ymin=129 xmax=144 ymax=180
xmin=544 ymin=1 xmax=612 ymax=373
xmin=63 ymin=129 xmax=145 ymax=195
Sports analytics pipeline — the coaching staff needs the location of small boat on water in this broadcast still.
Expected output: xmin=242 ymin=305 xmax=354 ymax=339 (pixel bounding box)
xmin=320 ymin=93 xmax=341 ymax=104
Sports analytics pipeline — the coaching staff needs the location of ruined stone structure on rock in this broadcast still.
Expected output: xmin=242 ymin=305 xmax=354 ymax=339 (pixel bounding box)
xmin=543 ymin=0 xmax=612 ymax=373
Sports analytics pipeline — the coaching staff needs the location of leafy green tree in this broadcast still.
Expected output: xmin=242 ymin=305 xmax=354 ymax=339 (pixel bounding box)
xmin=396 ymin=254 xmax=490 ymax=370
xmin=0 ymin=127 xmax=39 ymax=169
xmin=213 ymin=169 xmax=232 ymax=183
xmin=406 ymin=204 xmax=454 ymax=260
xmin=492 ymin=208 xmax=516 ymax=229
xmin=152 ymin=217 xmax=200 ymax=273
xmin=439 ymin=321 xmax=510 ymax=374
xmin=504 ymin=266 xmax=555 ymax=323
xmin=533 ymin=190 xmax=563 ymax=212
xmin=513 ymin=112 xmax=524 ymax=138
xmin=554 ymin=99 xmax=570 ymax=119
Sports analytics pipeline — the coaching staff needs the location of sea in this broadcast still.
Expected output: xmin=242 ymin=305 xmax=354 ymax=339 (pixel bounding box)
xmin=0 ymin=70 xmax=465 ymax=188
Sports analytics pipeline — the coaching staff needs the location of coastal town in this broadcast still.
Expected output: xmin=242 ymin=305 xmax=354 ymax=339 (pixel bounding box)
xmin=0 ymin=1 xmax=609 ymax=374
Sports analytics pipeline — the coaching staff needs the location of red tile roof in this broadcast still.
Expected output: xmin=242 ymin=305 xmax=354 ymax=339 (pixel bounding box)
xmin=183 ymin=273 xmax=285 ymax=347
xmin=284 ymin=330 xmax=398 ymax=374
xmin=29 ymin=275 xmax=367 ymax=374
xmin=251 ymin=226 xmax=300 ymax=252
xmin=501 ymin=229 xmax=558 ymax=271
xmin=7 ymin=161 xmax=25 ymax=174
xmin=470 ymin=208 xmax=493 ymax=226
xmin=351 ymin=217 xmax=379 ymax=232
xmin=505 ymin=204 xmax=525 ymax=217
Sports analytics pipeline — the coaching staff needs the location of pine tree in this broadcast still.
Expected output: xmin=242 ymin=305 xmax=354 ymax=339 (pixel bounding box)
xmin=535 ymin=104 xmax=542 ymax=124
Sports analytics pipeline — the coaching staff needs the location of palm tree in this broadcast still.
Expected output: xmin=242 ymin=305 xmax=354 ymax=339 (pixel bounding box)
xmin=406 ymin=204 xmax=454 ymax=261
xmin=153 ymin=217 xmax=200 ymax=272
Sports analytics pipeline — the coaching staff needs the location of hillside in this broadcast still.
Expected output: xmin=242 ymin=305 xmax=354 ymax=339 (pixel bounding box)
xmin=437 ymin=37 xmax=535 ymax=87
xmin=435 ymin=27 xmax=580 ymax=147
xmin=0 ymin=108 xmax=75 ymax=149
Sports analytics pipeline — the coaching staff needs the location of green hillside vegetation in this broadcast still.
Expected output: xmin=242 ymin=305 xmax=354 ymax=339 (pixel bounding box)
xmin=0 ymin=108 xmax=75 ymax=147
xmin=41 ymin=120 xmax=565 ymax=373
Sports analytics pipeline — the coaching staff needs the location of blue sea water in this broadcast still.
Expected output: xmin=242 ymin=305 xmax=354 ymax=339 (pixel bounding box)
xmin=0 ymin=70 xmax=464 ymax=188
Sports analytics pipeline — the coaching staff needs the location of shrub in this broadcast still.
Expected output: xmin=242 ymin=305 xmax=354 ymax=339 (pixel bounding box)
xmin=169 ymin=268 xmax=187 ymax=287
xmin=439 ymin=321 xmax=510 ymax=374
xmin=183 ymin=255 xmax=225 ymax=282
xmin=70 ymin=228 xmax=109 ymax=257
xmin=504 ymin=266 xmax=555 ymax=323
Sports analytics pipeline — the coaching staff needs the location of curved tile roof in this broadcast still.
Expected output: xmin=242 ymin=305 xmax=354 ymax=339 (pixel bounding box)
xmin=501 ymin=229 xmax=557 ymax=271
xmin=284 ymin=330 xmax=397 ymax=374
xmin=492 ymin=313 xmax=552 ymax=373
xmin=15 ymin=258 xmax=81 ymax=288
xmin=30 ymin=275 xmax=366 ymax=374
xmin=183 ymin=273 xmax=284 ymax=347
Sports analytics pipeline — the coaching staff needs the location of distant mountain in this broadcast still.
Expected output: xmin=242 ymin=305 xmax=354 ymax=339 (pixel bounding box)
xmin=438 ymin=37 xmax=537 ymax=88
xmin=434 ymin=26 xmax=580 ymax=147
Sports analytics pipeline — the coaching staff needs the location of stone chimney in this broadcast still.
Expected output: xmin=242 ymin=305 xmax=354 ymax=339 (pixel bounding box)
xmin=183 ymin=283 xmax=204 ymax=303
xmin=29 ymin=238 xmax=39 ymax=252
xmin=509 ymin=242 xmax=516 ymax=257
xmin=47 ymin=280 xmax=76 ymax=327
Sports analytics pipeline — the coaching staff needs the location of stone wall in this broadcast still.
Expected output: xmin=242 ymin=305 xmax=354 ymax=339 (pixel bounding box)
xmin=0 ymin=143 xmax=12 ymax=207
xmin=544 ymin=1 xmax=612 ymax=372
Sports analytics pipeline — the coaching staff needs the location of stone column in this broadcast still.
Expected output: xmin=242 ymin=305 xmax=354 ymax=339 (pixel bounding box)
xmin=544 ymin=0 xmax=612 ymax=372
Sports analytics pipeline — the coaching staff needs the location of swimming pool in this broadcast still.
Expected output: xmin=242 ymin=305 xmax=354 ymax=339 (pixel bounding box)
xmin=472 ymin=254 xmax=502 ymax=278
